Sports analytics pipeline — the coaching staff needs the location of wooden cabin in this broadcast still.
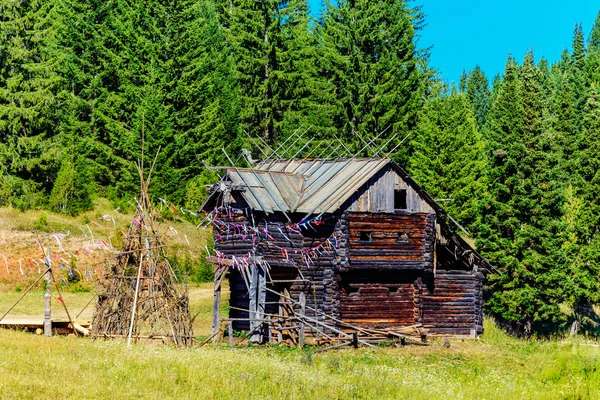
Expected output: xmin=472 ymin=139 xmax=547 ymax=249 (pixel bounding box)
xmin=202 ymin=158 xmax=492 ymax=339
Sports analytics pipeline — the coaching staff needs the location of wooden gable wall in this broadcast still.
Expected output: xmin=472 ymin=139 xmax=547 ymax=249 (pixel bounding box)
xmin=345 ymin=166 xmax=434 ymax=214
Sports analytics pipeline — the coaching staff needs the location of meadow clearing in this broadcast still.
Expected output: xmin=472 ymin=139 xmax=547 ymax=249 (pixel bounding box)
xmin=0 ymin=284 xmax=599 ymax=400
xmin=0 ymin=206 xmax=599 ymax=399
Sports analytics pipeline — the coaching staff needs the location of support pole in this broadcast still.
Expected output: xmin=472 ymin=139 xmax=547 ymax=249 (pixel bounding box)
xmin=257 ymin=264 xmax=266 ymax=343
xmin=249 ymin=264 xmax=259 ymax=344
xmin=298 ymin=293 xmax=306 ymax=349
xmin=44 ymin=248 xmax=52 ymax=337
xmin=127 ymin=246 xmax=145 ymax=346
xmin=212 ymin=268 xmax=224 ymax=339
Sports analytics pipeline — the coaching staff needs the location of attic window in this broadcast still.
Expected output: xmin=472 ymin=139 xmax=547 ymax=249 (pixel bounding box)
xmin=397 ymin=232 xmax=410 ymax=244
xmin=394 ymin=189 xmax=407 ymax=209
xmin=359 ymin=231 xmax=372 ymax=242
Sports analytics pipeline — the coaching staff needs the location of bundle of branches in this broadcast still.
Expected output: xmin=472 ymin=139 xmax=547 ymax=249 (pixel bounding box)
xmin=92 ymin=158 xmax=192 ymax=346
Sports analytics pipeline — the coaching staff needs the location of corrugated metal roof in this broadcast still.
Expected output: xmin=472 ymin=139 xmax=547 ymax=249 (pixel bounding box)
xmin=221 ymin=158 xmax=392 ymax=214
xmin=227 ymin=169 xmax=304 ymax=214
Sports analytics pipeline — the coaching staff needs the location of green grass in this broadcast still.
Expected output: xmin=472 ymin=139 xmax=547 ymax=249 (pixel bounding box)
xmin=0 ymin=318 xmax=599 ymax=399
xmin=1 ymin=205 xmax=600 ymax=398
xmin=0 ymin=281 xmax=229 ymax=335
xmin=0 ymin=283 xmax=599 ymax=399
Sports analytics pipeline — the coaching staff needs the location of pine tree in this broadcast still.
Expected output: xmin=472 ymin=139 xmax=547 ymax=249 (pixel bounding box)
xmin=409 ymin=88 xmax=487 ymax=230
xmin=0 ymin=0 xmax=63 ymax=209
xmin=465 ymin=66 xmax=490 ymax=130
xmin=318 ymin=0 xmax=426 ymax=160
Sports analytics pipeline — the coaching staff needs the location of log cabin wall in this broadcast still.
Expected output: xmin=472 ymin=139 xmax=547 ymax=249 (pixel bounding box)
xmin=214 ymin=210 xmax=340 ymax=332
xmin=420 ymin=270 xmax=485 ymax=336
xmin=347 ymin=212 xmax=435 ymax=270
xmin=334 ymin=212 xmax=435 ymax=328
xmin=209 ymin=163 xmax=488 ymax=337
xmin=212 ymin=211 xmax=253 ymax=330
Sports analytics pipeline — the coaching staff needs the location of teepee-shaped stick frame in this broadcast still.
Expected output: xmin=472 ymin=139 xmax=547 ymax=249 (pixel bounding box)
xmin=91 ymin=153 xmax=192 ymax=346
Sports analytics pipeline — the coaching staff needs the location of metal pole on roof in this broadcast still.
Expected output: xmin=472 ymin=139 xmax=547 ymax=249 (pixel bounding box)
xmin=250 ymin=131 xmax=279 ymax=159
xmin=220 ymin=148 xmax=271 ymax=214
xmin=354 ymin=132 xmax=379 ymax=155
xmin=337 ymin=140 xmax=353 ymax=158
xmin=353 ymin=125 xmax=392 ymax=157
xmin=290 ymin=137 xmax=314 ymax=159
xmin=265 ymin=125 xmax=304 ymax=160
xmin=277 ymin=126 xmax=312 ymax=159
xmin=302 ymin=130 xmax=401 ymax=220
xmin=286 ymin=140 xmax=332 ymax=176
xmin=222 ymin=147 xmax=293 ymax=222
xmin=243 ymin=130 xmax=270 ymax=158
xmin=325 ymin=143 xmax=343 ymax=158
xmin=298 ymin=127 xmax=389 ymax=198
xmin=314 ymin=140 xmax=335 ymax=158
xmin=382 ymin=133 xmax=412 ymax=159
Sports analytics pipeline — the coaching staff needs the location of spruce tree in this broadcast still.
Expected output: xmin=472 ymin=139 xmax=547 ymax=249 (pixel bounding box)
xmin=220 ymin=0 xmax=327 ymax=142
xmin=55 ymin=0 xmax=173 ymax=201
xmin=409 ymin=88 xmax=487 ymax=230
xmin=0 ymin=0 xmax=62 ymax=209
xmin=479 ymin=53 xmax=569 ymax=334
xmin=318 ymin=0 xmax=426 ymax=159
xmin=561 ymin=83 xmax=600 ymax=333
xmin=167 ymin=0 xmax=240 ymax=202
xmin=465 ymin=66 xmax=490 ymax=130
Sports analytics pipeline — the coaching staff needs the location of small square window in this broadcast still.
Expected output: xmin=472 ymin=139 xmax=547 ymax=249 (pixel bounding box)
xmin=359 ymin=231 xmax=372 ymax=241
xmin=394 ymin=189 xmax=407 ymax=209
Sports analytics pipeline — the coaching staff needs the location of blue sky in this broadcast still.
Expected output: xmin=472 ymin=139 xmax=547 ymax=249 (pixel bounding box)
xmin=308 ymin=1 xmax=600 ymax=84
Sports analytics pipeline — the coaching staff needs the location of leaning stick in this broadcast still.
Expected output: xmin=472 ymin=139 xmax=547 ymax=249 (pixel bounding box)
xmin=0 ymin=268 xmax=50 ymax=323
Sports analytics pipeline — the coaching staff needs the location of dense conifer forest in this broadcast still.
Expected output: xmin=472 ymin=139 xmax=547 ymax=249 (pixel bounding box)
xmin=2 ymin=0 xmax=600 ymax=335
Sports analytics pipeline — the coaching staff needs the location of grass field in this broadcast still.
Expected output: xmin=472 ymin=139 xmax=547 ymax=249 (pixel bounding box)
xmin=0 ymin=318 xmax=599 ymax=399
xmin=0 ymin=282 xmax=230 ymax=335
xmin=1 ymin=206 xmax=600 ymax=399
xmin=1 ymin=283 xmax=600 ymax=399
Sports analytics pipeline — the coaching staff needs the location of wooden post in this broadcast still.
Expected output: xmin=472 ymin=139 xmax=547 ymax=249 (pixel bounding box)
xmin=228 ymin=320 xmax=234 ymax=346
xmin=298 ymin=293 xmax=306 ymax=349
xmin=212 ymin=268 xmax=224 ymax=341
xmin=44 ymin=248 xmax=52 ymax=337
xmin=257 ymin=263 xmax=266 ymax=343
xmin=433 ymin=220 xmax=438 ymax=277
xmin=277 ymin=296 xmax=283 ymax=343
xmin=249 ymin=264 xmax=259 ymax=344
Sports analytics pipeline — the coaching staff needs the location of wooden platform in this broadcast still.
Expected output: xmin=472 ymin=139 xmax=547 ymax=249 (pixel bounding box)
xmin=0 ymin=318 xmax=91 ymax=335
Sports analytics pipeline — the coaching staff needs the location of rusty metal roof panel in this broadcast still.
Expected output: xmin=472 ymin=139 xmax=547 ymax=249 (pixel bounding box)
xmin=294 ymin=159 xmax=390 ymax=213
xmin=219 ymin=159 xmax=391 ymax=214
xmin=228 ymin=169 xmax=304 ymax=213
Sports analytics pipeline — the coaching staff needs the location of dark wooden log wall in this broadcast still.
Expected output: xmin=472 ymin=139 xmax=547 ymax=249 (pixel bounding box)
xmin=214 ymin=210 xmax=485 ymax=337
xmin=347 ymin=212 xmax=434 ymax=270
xmin=420 ymin=270 xmax=485 ymax=336
xmin=214 ymin=210 xmax=340 ymax=333
xmin=212 ymin=211 xmax=254 ymax=330
xmin=338 ymin=271 xmax=422 ymax=328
